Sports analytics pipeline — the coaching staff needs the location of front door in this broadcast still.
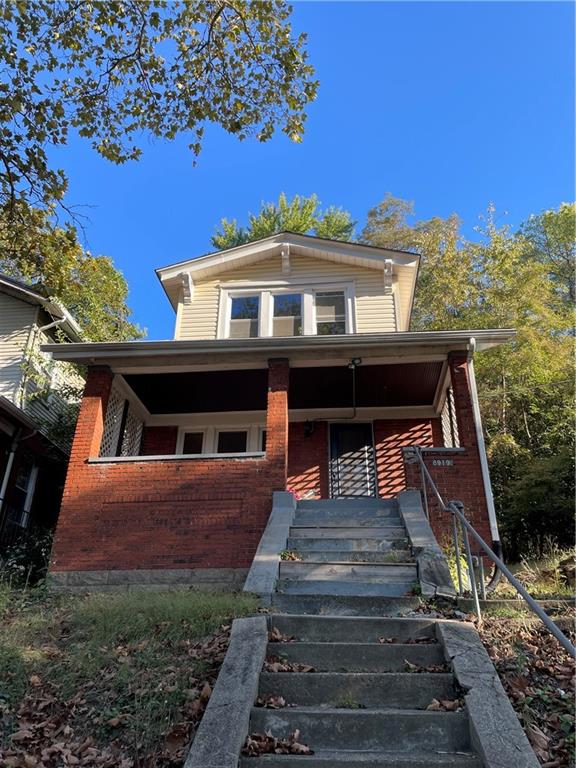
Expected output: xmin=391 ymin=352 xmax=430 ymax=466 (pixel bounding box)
xmin=329 ymin=423 xmax=377 ymax=498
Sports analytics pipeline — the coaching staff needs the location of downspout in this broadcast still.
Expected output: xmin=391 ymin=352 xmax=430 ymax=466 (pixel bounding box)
xmin=467 ymin=338 xmax=503 ymax=565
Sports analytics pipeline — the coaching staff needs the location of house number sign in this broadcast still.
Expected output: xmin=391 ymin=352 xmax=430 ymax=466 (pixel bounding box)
xmin=432 ymin=459 xmax=454 ymax=467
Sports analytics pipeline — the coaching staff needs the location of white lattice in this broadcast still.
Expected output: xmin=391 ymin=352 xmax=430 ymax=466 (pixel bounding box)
xmin=99 ymin=386 xmax=125 ymax=457
xmin=441 ymin=386 xmax=460 ymax=448
xmin=119 ymin=404 xmax=143 ymax=456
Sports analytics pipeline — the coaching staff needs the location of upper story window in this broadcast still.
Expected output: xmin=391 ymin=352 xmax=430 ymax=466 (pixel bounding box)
xmin=219 ymin=284 xmax=354 ymax=339
xmin=229 ymin=295 xmax=260 ymax=338
xmin=273 ymin=293 xmax=303 ymax=337
xmin=316 ymin=291 xmax=347 ymax=335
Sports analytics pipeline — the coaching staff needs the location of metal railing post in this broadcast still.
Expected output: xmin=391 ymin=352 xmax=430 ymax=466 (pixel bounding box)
xmin=451 ymin=512 xmax=464 ymax=596
xmin=419 ymin=455 xmax=429 ymax=520
xmin=453 ymin=501 xmax=482 ymax=623
xmin=478 ymin=556 xmax=487 ymax=601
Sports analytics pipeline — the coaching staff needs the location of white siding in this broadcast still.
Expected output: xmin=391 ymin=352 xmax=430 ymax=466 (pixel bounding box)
xmin=177 ymin=254 xmax=397 ymax=340
xmin=0 ymin=292 xmax=36 ymax=403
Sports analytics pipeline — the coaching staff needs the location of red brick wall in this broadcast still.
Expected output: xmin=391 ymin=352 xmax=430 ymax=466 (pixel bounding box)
xmin=374 ymin=418 xmax=438 ymax=498
xmin=140 ymin=426 xmax=178 ymax=456
xmin=51 ymin=361 xmax=288 ymax=574
xmin=287 ymin=421 xmax=329 ymax=499
xmin=404 ymin=354 xmax=492 ymax=551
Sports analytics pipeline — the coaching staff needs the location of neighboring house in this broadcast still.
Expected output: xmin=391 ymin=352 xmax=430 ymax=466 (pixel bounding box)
xmin=0 ymin=274 xmax=83 ymax=550
xmin=44 ymin=233 xmax=514 ymax=591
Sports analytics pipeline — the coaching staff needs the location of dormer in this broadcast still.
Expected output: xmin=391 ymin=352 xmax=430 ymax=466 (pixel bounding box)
xmin=156 ymin=233 xmax=420 ymax=340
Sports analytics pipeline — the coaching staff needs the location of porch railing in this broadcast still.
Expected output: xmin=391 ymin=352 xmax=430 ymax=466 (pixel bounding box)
xmin=405 ymin=446 xmax=576 ymax=659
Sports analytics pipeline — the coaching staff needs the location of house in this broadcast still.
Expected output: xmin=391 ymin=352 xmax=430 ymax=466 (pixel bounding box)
xmin=0 ymin=274 xmax=83 ymax=550
xmin=43 ymin=233 xmax=514 ymax=591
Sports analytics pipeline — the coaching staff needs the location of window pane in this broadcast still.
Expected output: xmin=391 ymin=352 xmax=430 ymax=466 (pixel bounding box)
xmin=315 ymin=291 xmax=346 ymax=335
xmin=317 ymin=321 xmax=347 ymax=335
xmin=182 ymin=432 xmax=203 ymax=454
xmin=230 ymin=296 xmax=259 ymax=338
xmin=217 ymin=430 xmax=248 ymax=453
xmin=273 ymin=293 xmax=302 ymax=336
xmin=260 ymin=430 xmax=267 ymax=452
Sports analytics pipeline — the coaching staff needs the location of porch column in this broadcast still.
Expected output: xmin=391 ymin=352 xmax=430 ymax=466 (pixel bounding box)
xmin=448 ymin=352 xmax=495 ymax=546
xmin=69 ymin=366 xmax=114 ymax=463
xmin=266 ymin=358 xmax=289 ymax=491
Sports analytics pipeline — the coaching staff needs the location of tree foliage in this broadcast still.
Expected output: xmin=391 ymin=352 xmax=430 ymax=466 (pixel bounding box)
xmin=361 ymin=196 xmax=574 ymax=558
xmin=212 ymin=192 xmax=355 ymax=249
xmin=0 ymin=1 xmax=317 ymax=214
xmin=0 ymin=204 xmax=142 ymax=341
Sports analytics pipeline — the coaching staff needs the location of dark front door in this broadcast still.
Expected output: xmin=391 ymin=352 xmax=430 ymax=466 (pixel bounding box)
xmin=329 ymin=423 xmax=377 ymax=498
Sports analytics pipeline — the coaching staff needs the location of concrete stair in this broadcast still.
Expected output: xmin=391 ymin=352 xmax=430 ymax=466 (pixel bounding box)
xmin=240 ymin=615 xmax=481 ymax=767
xmin=278 ymin=498 xmax=418 ymax=604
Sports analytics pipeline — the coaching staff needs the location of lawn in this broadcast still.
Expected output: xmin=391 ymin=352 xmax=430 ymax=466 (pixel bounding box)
xmin=0 ymin=586 xmax=258 ymax=767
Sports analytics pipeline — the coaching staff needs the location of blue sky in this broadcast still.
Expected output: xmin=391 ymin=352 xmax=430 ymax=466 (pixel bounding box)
xmin=53 ymin=1 xmax=574 ymax=339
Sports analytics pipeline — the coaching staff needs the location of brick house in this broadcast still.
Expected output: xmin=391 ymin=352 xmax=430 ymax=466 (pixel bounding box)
xmin=44 ymin=233 xmax=513 ymax=591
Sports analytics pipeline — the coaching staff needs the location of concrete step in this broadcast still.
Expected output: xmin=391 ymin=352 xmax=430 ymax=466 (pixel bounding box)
xmin=249 ymin=707 xmax=471 ymax=753
xmin=241 ymin=752 xmax=481 ymax=767
xmin=295 ymin=549 xmax=414 ymax=563
xmin=271 ymin=594 xmax=420 ymax=616
xmin=268 ymin=615 xmax=438 ymax=643
xmin=279 ymin=562 xmax=417 ymax=583
xmin=290 ymin=526 xmax=407 ymax=539
xmin=266 ymin=641 xmax=445 ymax=671
xmin=278 ymin=580 xmax=416 ymax=597
xmin=287 ymin=536 xmax=409 ymax=552
xmin=297 ymin=498 xmax=397 ymax=511
xmin=293 ymin=512 xmax=402 ymax=526
xmin=258 ymin=671 xmax=456 ymax=709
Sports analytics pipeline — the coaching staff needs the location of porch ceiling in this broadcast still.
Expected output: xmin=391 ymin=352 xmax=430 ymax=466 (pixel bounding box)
xmin=123 ymin=361 xmax=444 ymax=415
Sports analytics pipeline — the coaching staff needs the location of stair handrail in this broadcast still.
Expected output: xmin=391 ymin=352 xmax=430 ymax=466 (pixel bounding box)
xmin=405 ymin=446 xmax=576 ymax=659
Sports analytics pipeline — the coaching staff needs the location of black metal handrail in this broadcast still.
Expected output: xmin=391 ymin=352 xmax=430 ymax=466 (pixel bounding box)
xmin=406 ymin=446 xmax=576 ymax=659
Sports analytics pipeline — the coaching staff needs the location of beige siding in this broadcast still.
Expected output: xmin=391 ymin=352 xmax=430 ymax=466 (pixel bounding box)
xmin=177 ymin=254 xmax=397 ymax=340
xmin=0 ymin=293 xmax=36 ymax=403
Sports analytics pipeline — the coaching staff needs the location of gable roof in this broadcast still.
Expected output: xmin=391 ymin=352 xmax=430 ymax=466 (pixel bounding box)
xmin=0 ymin=273 xmax=83 ymax=342
xmin=156 ymin=232 xmax=420 ymax=329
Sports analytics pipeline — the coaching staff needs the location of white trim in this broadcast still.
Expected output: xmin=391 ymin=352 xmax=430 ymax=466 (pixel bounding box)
xmin=217 ymin=281 xmax=356 ymax=340
xmin=113 ymin=375 xmax=149 ymax=420
xmin=176 ymin=423 xmax=261 ymax=454
xmin=89 ymin=452 xmax=266 ymax=464
xmin=467 ymin=339 xmax=500 ymax=544
xmin=432 ymin=360 xmax=450 ymax=413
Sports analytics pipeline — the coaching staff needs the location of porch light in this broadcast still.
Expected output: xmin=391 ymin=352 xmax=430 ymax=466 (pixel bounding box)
xmin=347 ymin=357 xmax=362 ymax=369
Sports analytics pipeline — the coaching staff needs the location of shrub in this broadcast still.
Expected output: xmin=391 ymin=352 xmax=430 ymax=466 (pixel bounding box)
xmin=0 ymin=528 xmax=53 ymax=587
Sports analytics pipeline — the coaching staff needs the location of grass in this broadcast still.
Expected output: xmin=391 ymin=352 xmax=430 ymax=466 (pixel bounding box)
xmin=0 ymin=585 xmax=257 ymax=765
xmin=493 ymin=547 xmax=575 ymax=600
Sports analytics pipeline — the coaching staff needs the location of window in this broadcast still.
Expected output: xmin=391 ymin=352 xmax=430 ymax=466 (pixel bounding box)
xmin=229 ymin=295 xmax=259 ymax=338
xmin=11 ymin=457 xmax=38 ymax=528
xmin=315 ymin=291 xmax=347 ymax=335
xmin=182 ymin=432 xmax=204 ymax=454
xmin=260 ymin=429 xmax=267 ymax=452
xmin=221 ymin=284 xmax=353 ymax=339
xmin=217 ymin=430 xmax=248 ymax=453
xmin=272 ymin=293 xmax=303 ymax=336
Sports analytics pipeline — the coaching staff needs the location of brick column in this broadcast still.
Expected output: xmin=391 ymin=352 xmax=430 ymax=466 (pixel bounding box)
xmin=266 ymin=358 xmax=289 ymax=491
xmin=447 ymin=352 xmax=492 ymax=545
xmin=69 ymin=366 xmax=114 ymax=463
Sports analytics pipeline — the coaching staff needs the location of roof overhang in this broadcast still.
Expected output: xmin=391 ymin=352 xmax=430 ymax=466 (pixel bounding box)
xmin=0 ymin=274 xmax=83 ymax=342
xmin=42 ymin=329 xmax=515 ymax=372
xmin=155 ymin=232 xmax=420 ymax=327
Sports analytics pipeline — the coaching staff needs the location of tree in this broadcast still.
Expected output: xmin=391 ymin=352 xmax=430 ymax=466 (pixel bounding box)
xmin=361 ymin=196 xmax=574 ymax=558
xmin=0 ymin=1 xmax=317 ymax=215
xmin=212 ymin=192 xmax=355 ymax=249
xmin=518 ymin=202 xmax=576 ymax=307
xmin=0 ymin=204 xmax=142 ymax=341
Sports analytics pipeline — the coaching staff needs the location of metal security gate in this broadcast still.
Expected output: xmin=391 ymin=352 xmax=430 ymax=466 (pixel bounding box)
xmin=329 ymin=423 xmax=377 ymax=498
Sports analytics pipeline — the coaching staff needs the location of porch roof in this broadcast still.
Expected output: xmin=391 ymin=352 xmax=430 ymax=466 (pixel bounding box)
xmin=42 ymin=329 xmax=515 ymax=371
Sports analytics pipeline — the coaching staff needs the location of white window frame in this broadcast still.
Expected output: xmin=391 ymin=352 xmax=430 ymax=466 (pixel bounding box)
xmin=176 ymin=425 xmax=263 ymax=455
xmin=218 ymin=282 xmax=356 ymax=339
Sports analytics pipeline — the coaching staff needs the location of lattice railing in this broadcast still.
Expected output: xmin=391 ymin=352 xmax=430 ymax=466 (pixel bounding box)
xmin=99 ymin=380 xmax=144 ymax=457
xmin=441 ymin=385 xmax=460 ymax=448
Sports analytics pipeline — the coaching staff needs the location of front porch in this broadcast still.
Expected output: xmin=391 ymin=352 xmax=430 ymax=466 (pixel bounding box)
xmin=46 ymin=332 xmax=505 ymax=590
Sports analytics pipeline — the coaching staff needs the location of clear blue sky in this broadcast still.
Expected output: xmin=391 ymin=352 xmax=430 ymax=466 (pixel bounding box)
xmin=52 ymin=1 xmax=574 ymax=339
